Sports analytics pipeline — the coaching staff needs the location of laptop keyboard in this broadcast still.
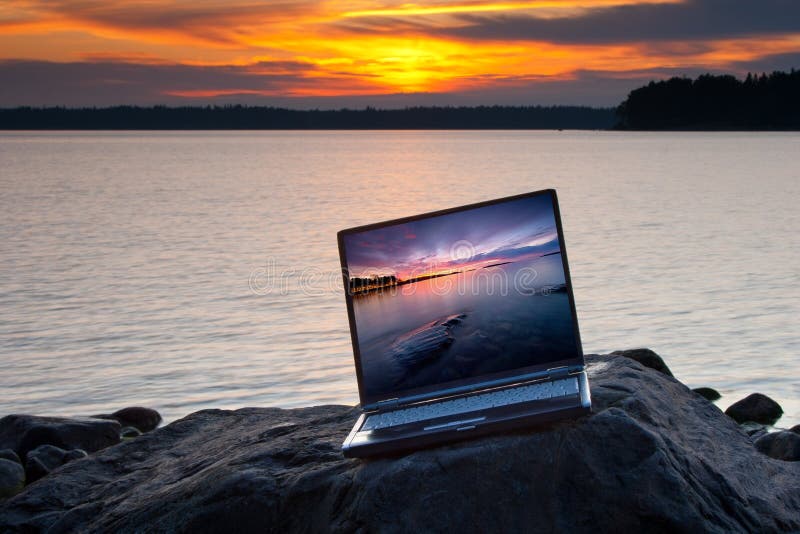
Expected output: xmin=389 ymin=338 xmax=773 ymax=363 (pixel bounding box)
xmin=361 ymin=376 xmax=579 ymax=431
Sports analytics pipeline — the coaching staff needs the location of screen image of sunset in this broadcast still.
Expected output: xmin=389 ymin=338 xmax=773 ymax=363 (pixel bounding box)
xmin=343 ymin=193 xmax=581 ymax=399
xmin=1 ymin=0 xmax=799 ymax=107
xmin=344 ymin=193 xmax=560 ymax=282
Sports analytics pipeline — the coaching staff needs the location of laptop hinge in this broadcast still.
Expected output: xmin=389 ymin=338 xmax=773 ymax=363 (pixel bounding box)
xmin=547 ymin=365 xmax=583 ymax=379
xmin=373 ymin=398 xmax=400 ymax=412
xmin=546 ymin=366 xmax=571 ymax=378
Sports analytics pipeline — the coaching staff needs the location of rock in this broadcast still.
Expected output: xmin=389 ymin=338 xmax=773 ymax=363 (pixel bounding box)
xmin=610 ymin=348 xmax=673 ymax=376
xmin=754 ymin=431 xmax=800 ymax=461
xmin=0 ymin=449 xmax=20 ymax=465
xmin=112 ymin=407 xmax=162 ymax=433
xmin=1 ymin=352 xmax=799 ymax=533
xmin=740 ymin=421 xmax=768 ymax=440
xmin=121 ymin=427 xmax=142 ymax=439
xmin=692 ymin=387 xmax=721 ymax=401
xmin=0 ymin=415 xmax=120 ymax=460
xmin=24 ymin=445 xmax=88 ymax=484
xmin=92 ymin=407 xmax=162 ymax=433
xmin=724 ymin=393 xmax=783 ymax=425
xmin=0 ymin=459 xmax=25 ymax=499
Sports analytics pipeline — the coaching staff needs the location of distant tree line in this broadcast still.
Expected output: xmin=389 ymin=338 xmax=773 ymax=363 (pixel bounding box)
xmin=349 ymin=275 xmax=398 ymax=294
xmin=616 ymin=69 xmax=800 ymax=130
xmin=0 ymin=105 xmax=614 ymax=130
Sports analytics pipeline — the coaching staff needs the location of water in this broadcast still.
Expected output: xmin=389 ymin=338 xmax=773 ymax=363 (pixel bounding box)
xmin=1 ymin=131 xmax=798 ymax=427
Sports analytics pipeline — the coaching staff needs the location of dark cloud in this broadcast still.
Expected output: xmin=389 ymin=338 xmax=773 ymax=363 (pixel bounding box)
xmin=731 ymin=52 xmax=800 ymax=73
xmin=353 ymin=0 xmax=800 ymax=44
xmin=0 ymin=59 xmax=321 ymax=107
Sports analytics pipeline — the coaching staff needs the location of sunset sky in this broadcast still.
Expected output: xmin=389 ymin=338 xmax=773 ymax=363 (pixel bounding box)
xmin=1 ymin=0 xmax=799 ymax=107
xmin=343 ymin=194 xmax=560 ymax=280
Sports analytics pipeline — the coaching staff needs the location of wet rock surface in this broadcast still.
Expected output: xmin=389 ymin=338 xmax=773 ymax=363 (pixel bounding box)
xmin=1 ymin=353 xmax=798 ymax=532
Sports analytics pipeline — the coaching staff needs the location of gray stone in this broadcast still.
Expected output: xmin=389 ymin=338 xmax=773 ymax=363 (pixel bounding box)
xmin=692 ymin=387 xmax=721 ymax=401
xmin=1 ymin=353 xmax=798 ymax=532
xmin=610 ymin=348 xmax=673 ymax=376
xmin=754 ymin=431 xmax=800 ymax=461
xmin=724 ymin=393 xmax=783 ymax=425
xmin=24 ymin=445 xmax=88 ymax=484
xmin=0 ymin=449 xmax=20 ymax=465
xmin=0 ymin=459 xmax=25 ymax=499
xmin=0 ymin=415 xmax=120 ymax=460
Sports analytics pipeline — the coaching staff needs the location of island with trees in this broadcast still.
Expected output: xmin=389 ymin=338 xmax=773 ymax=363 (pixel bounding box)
xmin=615 ymin=69 xmax=800 ymax=130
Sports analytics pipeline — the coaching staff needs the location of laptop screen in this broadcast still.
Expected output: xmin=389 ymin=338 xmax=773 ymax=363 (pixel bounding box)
xmin=339 ymin=189 xmax=583 ymax=406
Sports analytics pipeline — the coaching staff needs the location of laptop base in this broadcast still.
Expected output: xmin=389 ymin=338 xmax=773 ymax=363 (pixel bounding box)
xmin=343 ymin=371 xmax=591 ymax=458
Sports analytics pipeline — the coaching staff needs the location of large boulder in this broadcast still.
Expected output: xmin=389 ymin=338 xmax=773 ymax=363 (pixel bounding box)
xmin=754 ymin=431 xmax=800 ymax=462
xmin=0 ymin=415 xmax=120 ymax=460
xmin=610 ymin=348 xmax=673 ymax=376
xmin=724 ymin=393 xmax=783 ymax=425
xmin=1 ymin=353 xmax=799 ymax=532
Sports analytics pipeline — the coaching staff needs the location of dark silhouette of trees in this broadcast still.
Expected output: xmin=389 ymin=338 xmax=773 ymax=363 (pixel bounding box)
xmin=0 ymin=105 xmax=615 ymax=130
xmin=616 ymin=69 xmax=800 ymax=130
xmin=349 ymin=274 xmax=398 ymax=294
xmin=6 ymin=70 xmax=796 ymax=131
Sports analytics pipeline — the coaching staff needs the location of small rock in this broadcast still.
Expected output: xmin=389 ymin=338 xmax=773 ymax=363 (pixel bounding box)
xmin=0 ymin=415 xmax=120 ymax=460
xmin=0 ymin=449 xmax=20 ymax=465
xmin=93 ymin=407 xmax=162 ymax=433
xmin=114 ymin=407 xmax=161 ymax=432
xmin=725 ymin=393 xmax=783 ymax=425
xmin=740 ymin=422 xmax=768 ymax=440
xmin=789 ymin=424 xmax=800 ymax=435
xmin=611 ymin=348 xmax=673 ymax=377
xmin=754 ymin=431 xmax=800 ymax=461
xmin=121 ymin=426 xmax=142 ymax=439
xmin=0 ymin=458 xmax=25 ymax=498
xmin=24 ymin=445 xmax=87 ymax=484
xmin=693 ymin=387 xmax=721 ymax=401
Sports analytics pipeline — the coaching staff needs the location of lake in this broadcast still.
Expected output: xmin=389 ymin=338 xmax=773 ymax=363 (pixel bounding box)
xmin=1 ymin=131 xmax=798 ymax=427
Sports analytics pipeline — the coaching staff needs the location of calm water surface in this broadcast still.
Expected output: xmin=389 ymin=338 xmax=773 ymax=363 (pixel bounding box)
xmin=1 ymin=131 xmax=798 ymax=426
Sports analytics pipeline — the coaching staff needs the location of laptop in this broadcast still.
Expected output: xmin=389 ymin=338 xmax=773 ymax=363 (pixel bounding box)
xmin=338 ymin=189 xmax=590 ymax=458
